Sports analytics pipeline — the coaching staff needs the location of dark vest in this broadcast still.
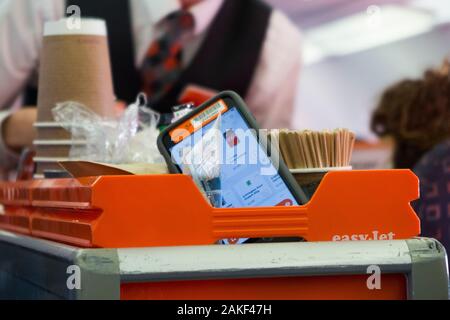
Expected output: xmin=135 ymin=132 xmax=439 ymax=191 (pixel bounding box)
xmin=26 ymin=0 xmax=272 ymax=112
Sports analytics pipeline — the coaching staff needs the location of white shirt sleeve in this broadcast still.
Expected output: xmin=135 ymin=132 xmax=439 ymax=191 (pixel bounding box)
xmin=0 ymin=0 xmax=64 ymax=169
xmin=0 ymin=0 xmax=64 ymax=108
xmin=245 ymin=9 xmax=303 ymax=129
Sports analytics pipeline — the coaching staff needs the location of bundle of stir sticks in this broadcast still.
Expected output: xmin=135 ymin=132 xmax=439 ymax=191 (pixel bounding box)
xmin=269 ymin=129 xmax=356 ymax=169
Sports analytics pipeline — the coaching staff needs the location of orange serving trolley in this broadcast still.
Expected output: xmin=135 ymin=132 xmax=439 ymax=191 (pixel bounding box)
xmin=0 ymin=170 xmax=448 ymax=299
xmin=0 ymin=170 xmax=421 ymax=247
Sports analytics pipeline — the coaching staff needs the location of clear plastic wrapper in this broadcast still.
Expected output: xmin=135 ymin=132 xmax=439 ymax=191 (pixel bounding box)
xmin=181 ymin=115 xmax=223 ymax=207
xmin=52 ymin=94 xmax=164 ymax=164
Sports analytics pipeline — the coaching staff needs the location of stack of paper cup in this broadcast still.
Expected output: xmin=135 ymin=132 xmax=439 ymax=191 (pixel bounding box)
xmin=34 ymin=18 xmax=116 ymax=177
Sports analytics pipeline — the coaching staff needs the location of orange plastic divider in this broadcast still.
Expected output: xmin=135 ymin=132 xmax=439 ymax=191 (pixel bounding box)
xmin=0 ymin=170 xmax=420 ymax=248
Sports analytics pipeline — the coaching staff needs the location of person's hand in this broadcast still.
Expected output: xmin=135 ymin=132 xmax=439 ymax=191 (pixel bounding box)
xmin=2 ymin=108 xmax=37 ymax=152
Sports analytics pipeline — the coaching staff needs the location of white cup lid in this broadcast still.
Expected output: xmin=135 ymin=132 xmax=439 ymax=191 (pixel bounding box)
xmin=44 ymin=18 xmax=107 ymax=36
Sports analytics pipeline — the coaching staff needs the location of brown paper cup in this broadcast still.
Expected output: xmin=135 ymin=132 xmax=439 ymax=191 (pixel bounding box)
xmin=34 ymin=143 xmax=86 ymax=158
xmin=37 ymin=19 xmax=115 ymax=122
xmin=35 ymin=160 xmax=70 ymax=175
xmin=36 ymin=128 xmax=72 ymax=140
xmin=35 ymin=146 xmax=72 ymax=158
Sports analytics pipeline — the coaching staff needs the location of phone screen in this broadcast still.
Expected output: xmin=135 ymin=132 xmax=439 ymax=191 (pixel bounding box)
xmin=169 ymin=99 xmax=299 ymax=211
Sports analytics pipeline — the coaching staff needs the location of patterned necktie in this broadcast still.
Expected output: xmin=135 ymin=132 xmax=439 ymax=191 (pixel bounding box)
xmin=141 ymin=11 xmax=195 ymax=104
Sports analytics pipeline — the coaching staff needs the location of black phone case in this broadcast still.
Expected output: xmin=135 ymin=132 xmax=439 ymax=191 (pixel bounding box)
xmin=157 ymin=91 xmax=309 ymax=204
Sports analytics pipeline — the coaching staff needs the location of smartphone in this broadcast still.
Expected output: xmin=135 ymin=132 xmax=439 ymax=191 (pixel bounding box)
xmin=158 ymin=91 xmax=308 ymax=242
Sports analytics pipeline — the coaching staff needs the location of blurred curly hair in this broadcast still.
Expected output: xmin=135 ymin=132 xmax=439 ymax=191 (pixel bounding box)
xmin=371 ymin=60 xmax=450 ymax=169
